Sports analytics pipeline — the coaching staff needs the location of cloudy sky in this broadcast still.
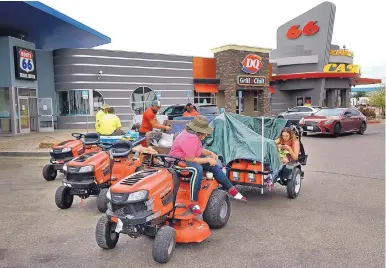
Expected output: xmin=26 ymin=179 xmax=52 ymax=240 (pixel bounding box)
xmin=41 ymin=0 xmax=385 ymax=81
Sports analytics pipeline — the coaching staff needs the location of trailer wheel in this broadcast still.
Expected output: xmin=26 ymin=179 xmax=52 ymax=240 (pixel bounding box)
xmin=152 ymin=226 xmax=176 ymax=264
xmin=95 ymin=215 xmax=119 ymax=249
xmin=287 ymin=168 xmax=302 ymax=199
xmin=43 ymin=164 xmax=57 ymax=181
xmin=55 ymin=186 xmax=73 ymax=209
xmin=97 ymin=188 xmax=109 ymax=213
xmin=203 ymin=189 xmax=231 ymax=229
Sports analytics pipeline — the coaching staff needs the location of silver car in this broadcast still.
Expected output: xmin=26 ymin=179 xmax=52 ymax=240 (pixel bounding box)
xmin=277 ymin=106 xmax=321 ymax=123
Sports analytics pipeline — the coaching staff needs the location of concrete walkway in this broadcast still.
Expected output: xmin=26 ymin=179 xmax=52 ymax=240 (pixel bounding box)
xmin=0 ymin=129 xmax=92 ymax=155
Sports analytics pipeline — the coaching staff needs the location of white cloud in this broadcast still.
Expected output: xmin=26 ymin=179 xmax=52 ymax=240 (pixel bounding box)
xmin=41 ymin=0 xmax=386 ymax=79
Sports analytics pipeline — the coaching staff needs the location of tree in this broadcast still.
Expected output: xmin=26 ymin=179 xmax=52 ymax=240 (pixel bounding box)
xmin=355 ymin=91 xmax=367 ymax=98
xmin=369 ymin=84 xmax=385 ymax=117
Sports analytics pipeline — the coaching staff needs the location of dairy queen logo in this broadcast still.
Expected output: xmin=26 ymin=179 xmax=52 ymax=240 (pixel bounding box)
xmin=19 ymin=49 xmax=35 ymax=73
xmin=241 ymin=54 xmax=263 ymax=74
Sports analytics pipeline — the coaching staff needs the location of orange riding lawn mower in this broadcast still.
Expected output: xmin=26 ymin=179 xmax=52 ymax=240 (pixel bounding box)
xmin=55 ymin=140 xmax=147 ymax=212
xmin=95 ymin=154 xmax=231 ymax=264
xmin=42 ymin=133 xmax=101 ymax=181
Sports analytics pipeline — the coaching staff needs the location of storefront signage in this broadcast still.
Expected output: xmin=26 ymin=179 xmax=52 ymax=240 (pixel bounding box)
xmin=330 ymin=49 xmax=354 ymax=57
xmin=13 ymin=46 xmax=37 ymax=80
xmin=286 ymin=21 xmax=319 ymax=39
xmin=323 ymin=63 xmax=361 ymax=74
xmin=237 ymin=75 xmax=266 ymax=86
xmin=241 ymin=54 xmax=263 ymax=74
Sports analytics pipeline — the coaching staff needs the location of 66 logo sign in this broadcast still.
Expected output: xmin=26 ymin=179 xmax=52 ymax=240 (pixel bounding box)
xmin=286 ymin=20 xmax=320 ymax=40
xmin=13 ymin=46 xmax=37 ymax=80
xmin=19 ymin=49 xmax=34 ymax=73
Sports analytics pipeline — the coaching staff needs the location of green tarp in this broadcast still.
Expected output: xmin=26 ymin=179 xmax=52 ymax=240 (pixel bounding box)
xmin=205 ymin=113 xmax=288 ymax=175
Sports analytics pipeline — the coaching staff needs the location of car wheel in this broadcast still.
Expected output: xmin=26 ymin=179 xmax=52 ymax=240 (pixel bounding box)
xmin=55 ymin=186 xmax=73 ymax=209
xmin=42 ymin=164 xmax=57 ymax=181
xmin=95 ymin=215 xmax=119 ymax=249
xmin=287 ymin=168 xmax=302 ymax=199
xmin=96 ymin=188 xmax=109 ymax=213
xmin=333 ymin=123 xmax=341 ymax=137
xmin=203 ymin=189 xmax=231 ymax=229
xmin=357 ymin=122 xmax=366 ymax=135
xmin=152 ymin=226 xmax=176 ymax=264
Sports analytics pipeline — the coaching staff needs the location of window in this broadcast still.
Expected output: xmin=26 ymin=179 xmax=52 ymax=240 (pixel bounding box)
xmin=296 ymin=97 xmax=304 ymax=106
xmin=236 ymin=90 xmax=244 ymax=114
xmin=173 ymin=106 xmax=185 ymax=115
xmin=163 ymin=107 xmax=173 ymax=115
xmin=0 ymin=88 xmax=11 ymax=133
xmin=254 ymin=92 xmax=258 ymax=112
xmin=131 ymin=87 xmax=157 ymax=115
xmin=288 ymin=107 xmax=300 ymax=112
xmin=350 ymin=109 xmax=360 ymax=116
xmin=315 ymin=108 xmax=345 ymax=116
xmin=194 ymin=93 xmax=216 ymax=105
xmin=93 ymin=90 xmax=104 ymax=113
xmin=299 ymin=107 xmax=312 ymax=112
xmin=58 ymin=90 xmax=89 ymax=116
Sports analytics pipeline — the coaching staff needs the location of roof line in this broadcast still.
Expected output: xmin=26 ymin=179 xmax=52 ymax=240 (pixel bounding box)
xmin=24 ymin=1 xmax=111 ymax=43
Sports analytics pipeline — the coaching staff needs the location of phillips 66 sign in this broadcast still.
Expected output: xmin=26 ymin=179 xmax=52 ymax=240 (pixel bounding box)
xmin=13 ymin=46 xmax=37 ymax=80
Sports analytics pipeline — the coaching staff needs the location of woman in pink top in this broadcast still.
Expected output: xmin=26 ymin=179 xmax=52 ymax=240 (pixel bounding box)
xmin=169 ymin=116 xmax=246 ymax=215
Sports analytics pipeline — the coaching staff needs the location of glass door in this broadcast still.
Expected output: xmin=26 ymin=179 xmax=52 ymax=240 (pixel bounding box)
xmin=38 ymin=98 xmax=54 ymax=132
xmin=19 ymin=96 xmax=30 ymax=133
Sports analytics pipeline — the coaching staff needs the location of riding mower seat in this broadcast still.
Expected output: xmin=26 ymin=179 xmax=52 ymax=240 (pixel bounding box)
xmin=111 ymin=140 xmax=133 ymax=158
xmin=84 ymin=133 xmax=100 ymax=145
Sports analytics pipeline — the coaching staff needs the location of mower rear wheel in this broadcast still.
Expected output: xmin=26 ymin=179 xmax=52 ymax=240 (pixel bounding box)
xmin=152 ymin=226 xmax=176 ymax=264
xmin=203 ymin=189 xmax=231 ymax=229
xmin=95 ymin=215 xmax=119 ymax=249
xmin=286 ymin=168 xmax=302 ymax=199
xmin=97 ymin=188 xmax=109 ymax=213
xmin=43 ymin=164 xmax=57 ymax=181
xmin=55 ymin=186 xmax=73 ymax=209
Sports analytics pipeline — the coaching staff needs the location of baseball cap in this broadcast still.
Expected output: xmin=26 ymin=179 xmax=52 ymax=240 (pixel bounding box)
xmin=152 ymin=100 xmax=161 ymax=108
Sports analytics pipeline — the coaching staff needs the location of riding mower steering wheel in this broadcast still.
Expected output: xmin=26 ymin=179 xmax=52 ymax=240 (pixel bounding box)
xmin=150 ymin=154 xmax=187 ymax=169
xmin=71 ymin=133 xmax=85 ymax=140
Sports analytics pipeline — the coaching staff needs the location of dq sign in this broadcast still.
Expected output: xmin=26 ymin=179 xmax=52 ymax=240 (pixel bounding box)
xmin=241 ymin=54 xmax=264 ymax=75
xmin=13 ymin=46 xmax=37 ymax=80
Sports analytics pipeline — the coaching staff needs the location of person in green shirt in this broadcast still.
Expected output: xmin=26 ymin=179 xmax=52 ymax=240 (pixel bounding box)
xmin=99 ymin=107 xmax=125 ymax=136
xmin=95 ymin=104 xmax=109 ymax=134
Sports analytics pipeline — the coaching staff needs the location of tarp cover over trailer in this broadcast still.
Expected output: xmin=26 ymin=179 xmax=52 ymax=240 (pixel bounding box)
xmin=205 ymin=113 xmax=288 ymax=176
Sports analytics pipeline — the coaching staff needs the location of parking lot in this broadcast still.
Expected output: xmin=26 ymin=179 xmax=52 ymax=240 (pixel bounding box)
xmin=0 ymin=124 xmax=384 ymax=268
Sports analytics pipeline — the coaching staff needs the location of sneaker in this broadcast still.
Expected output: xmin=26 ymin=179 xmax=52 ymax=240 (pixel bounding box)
xmin=228 ymin=187 xmax=247 ymax=201
xmin=187 ymin=203 xmax=203 ymax=215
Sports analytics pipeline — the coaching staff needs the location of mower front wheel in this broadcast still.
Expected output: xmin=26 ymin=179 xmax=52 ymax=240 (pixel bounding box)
xmin=286 ymin=168 xmax=302 ymax=199
xmin=152 ymin=226 xmax=176 ymax=264
xmin=95 ymin=215 xmax=119 ymax=249
xmin=97 ymin=188 xmax=109 ymax=213
xmin=203 ymin=189 xmax=231 ymax=229
xmin=43 ymin=164 xmax=57 ymax=181
xmin=55 ymin=186 xmax=73 ymax=209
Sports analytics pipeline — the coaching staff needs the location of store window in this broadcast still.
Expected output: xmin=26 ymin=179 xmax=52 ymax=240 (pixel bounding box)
xmin=131 ymin=86 xmax=157 ymax=115
xmin=236 ymin=90 xmax=244 ymax=114
xmin=0 ymin=88 xmax=11 ymax=133
xmin=194 ymin=93 xmax=216 ymax=105
xmin=58 ymin=90 xmax=90 ymax=116
xmin=93 ymin=90 xmax=104 ymax=113
xmin=254 ymin=92 xmax=258 ymax=112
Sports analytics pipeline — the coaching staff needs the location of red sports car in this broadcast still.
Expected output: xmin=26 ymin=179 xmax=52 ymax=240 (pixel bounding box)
xmin=299 ymin=108 xmax=367 ymax=137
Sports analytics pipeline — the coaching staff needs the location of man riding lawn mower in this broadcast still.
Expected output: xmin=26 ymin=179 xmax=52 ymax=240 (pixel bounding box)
xmin=43 ymin=132 xmax=101 ymax=181
xmin=55 ymin=140 xmax=146 ymax=212
xmin=95 ymin=154 xmax=232 ymax=264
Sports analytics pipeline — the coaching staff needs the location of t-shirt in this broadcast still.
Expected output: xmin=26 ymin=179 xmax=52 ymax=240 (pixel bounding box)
xmin=183 ymin=110 xmax=199 ymax=117
xmin=169 ymin=130 xmax=203 ymax=160
xmin=99 ymin=114 xmax=122 ymax=135
xmin=139 ymin=107 xmax=156 ymax=133
xmin=95 ymin=110 xmax=106 ymax=132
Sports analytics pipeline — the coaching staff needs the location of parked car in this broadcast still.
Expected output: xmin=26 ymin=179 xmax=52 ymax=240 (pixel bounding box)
xmin=277 ymin=106 xmax=321 ymax=125
xmin=162 ymin=104 xmax=220 ymax=120
xmin=299 ymin=108 xmax=367 ymax=137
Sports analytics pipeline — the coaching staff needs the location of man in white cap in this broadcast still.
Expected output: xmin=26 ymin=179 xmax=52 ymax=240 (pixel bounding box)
xmin=95 ymin=103 xmax=109 ymax=134
xmin=139 ymin=100 xmax=171 ymax=143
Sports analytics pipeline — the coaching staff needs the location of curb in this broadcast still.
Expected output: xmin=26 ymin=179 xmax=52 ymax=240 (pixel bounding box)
xmin=0 ymin=151 xmax=48 ymax=157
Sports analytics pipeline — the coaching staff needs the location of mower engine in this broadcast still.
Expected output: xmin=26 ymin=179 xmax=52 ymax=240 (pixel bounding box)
xmin=105 ymin=168 xmax=177 ymax=237
xmin=62 ymin=151 xmax=113 ymax=198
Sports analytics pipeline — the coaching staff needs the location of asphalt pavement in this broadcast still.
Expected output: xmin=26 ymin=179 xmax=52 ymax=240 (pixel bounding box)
xmin=0 ymin=124 xmax=384 ymax=268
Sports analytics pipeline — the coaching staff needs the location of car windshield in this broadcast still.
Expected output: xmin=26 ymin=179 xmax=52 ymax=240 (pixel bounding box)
xmin=314 ymin=108 xmax=344 ymax=116
xmin=199 ymin=106 xmax=219 ymax=114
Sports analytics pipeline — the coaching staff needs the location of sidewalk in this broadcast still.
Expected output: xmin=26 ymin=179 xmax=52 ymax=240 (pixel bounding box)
xmin=0 ymin=129 xmax=90 ymax=156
